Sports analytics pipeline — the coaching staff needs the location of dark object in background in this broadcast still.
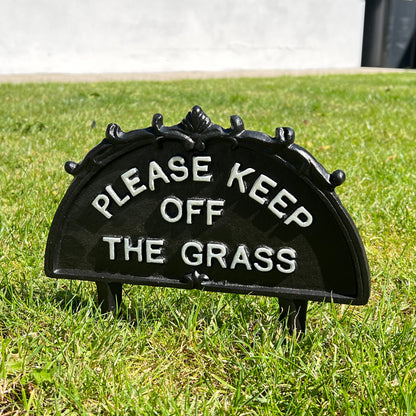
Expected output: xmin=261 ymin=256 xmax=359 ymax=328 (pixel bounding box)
xmin=45 ymin=106 xmax=370 ymax=335
xmin=362 ymin=0 xmax=416 ymax=68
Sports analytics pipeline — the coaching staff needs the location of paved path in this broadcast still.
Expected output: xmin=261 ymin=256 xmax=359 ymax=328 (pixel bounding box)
xmin=0 ymin=68 xmax=410 ymax=83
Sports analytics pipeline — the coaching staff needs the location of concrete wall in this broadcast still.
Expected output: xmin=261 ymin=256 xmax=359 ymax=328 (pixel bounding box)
xmin=0 ymin=0 xmax=365 ymax=75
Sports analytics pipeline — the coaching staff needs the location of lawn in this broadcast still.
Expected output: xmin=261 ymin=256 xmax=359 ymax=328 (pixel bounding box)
xmin=1 ymin=72 xmax=415 ymax=415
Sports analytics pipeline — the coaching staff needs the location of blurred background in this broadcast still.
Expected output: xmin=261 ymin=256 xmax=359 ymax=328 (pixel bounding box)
xmin=0 ymin=0 xmax=415 ymax=75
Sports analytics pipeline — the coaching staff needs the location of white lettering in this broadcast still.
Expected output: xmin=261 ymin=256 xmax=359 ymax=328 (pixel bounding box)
xmin=146 ymin=239 xmax=165 ymax=264
xmin=268 ymin=189 xmax=297 ymax=219
xmin=160 ymin=197 xmax=225 ymax=224
xmin=103 ymin=236 xmax=298 ymax=273
xmin=124 ymin=237 xmax=143 ymax=261
xmin=206 ymin=199 xmax=225 ymax=225
xmin=227 ymin=162 xmax=255 ymax=193
xmin=148 ymin=161 xmax=170 ymax=191
xmin=253 ymin=246 xmax=274 ymax=272
xmin=93 ymin=158 xmax=312 ymax=229
xmin=102 ymin=236 xmax=122 ymax=260
xmin=121 ymin=168 xmax=147 ymax=197
xmin=193 ymin=156 xmax=212 ymax=182
xmin=248 ymin=174 xmax=277 ymax=205
xmin=105 ymin=185 xmax=130 ymax=207
xmin=230 ymin=245 xmax=252 ymax=270
xmin=168 ymin=156 xmax=188 ymax=182
xmin=186 ymin=199 xmax=205 ymax=224
xmin=92 ymin=194 xmax=112 ymax=219
xmin=276 ymin=248 xmax=297 ymax=273
xmin=182 ymin=241 xmax=204 ymax=266
xmin=284 ymin=206 xmax=313 ymax=228
xmin=160 ymin=197 xmax=183 ymax=223
xmin=206 ymin=242 xmax=228 ymax=268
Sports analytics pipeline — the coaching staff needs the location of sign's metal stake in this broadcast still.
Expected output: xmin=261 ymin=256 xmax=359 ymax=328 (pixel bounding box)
xmin=96 ymin=282 xmax=123 ymax=314
xmin=278 ymin=298 xmax=308 ymax=335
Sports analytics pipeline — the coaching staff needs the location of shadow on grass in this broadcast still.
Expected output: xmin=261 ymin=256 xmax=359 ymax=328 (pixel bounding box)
xmin=119 ymin=286 xmax=289 ymax=335
xmin=49 ymin=282 xmax=301 ymax=345
xmin=52 ymin=289 xmax=91 ymax=313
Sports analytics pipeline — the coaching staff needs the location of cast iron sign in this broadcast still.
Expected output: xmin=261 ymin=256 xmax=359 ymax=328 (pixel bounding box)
xmin=45 ymin=106 xmax=370 ymax=332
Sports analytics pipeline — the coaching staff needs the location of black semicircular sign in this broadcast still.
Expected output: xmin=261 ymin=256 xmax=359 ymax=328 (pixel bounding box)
xmin=45 ymin=106 xmax=370 ymax=305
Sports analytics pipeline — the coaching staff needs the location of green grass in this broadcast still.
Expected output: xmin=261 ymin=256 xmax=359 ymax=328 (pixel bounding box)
xmin=1 ymin=72 xmax=416 ymax=415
